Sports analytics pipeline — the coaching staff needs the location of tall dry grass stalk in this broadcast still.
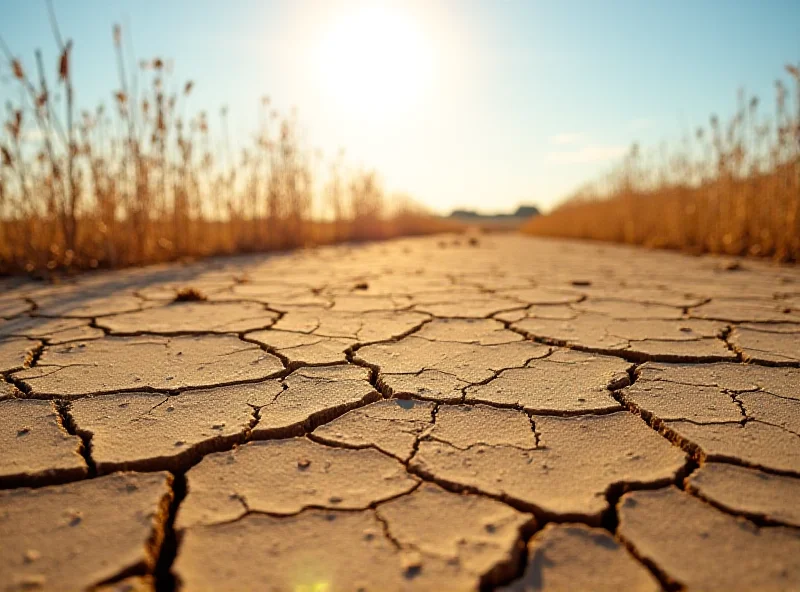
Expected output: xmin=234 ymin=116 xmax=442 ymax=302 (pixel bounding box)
xmin=525 ymin=65 xmax=800 ymax=262
xmin=0 ymin=10 xmax=454 ymax=275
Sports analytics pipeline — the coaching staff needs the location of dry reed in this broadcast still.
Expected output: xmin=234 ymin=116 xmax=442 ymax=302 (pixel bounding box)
xmin=525 ymin=65 xmax=800 ymax=262
xmin=0 ymin=7 xmax=454 ymax=276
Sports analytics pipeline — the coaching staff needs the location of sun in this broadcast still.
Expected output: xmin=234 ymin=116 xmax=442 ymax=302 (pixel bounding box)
xmin=316 ymin=5 xmax=433 ymax=118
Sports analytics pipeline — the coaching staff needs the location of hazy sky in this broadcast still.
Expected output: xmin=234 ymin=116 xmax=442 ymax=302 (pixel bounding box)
xmin=1 ymin=0 xmax=798 ymax=213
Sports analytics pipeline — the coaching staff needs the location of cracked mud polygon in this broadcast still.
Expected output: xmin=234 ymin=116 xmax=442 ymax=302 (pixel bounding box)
xmin=1 ymin=235 xmax=799 ymax=591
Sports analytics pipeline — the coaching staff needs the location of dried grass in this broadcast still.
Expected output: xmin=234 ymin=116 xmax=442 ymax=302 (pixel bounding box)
xmin=525 ymin=65 xmax=800 ymax=262
xmin=173 ymin=287 xmax=207 ymax=302
xmin=0 ymin=11 xmax=456 ymax=276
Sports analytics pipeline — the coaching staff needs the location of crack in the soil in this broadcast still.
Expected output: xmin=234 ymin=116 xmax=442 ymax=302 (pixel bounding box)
xmin=494 ymin=312 xmax=737 ymax=365
xmin=153 ymin=471 xmax=187 ymax=592
xmin=238 ymin=332 xmax=301 ymax=371
xmin=726 ymin=390 xmax=750 ymax=425
xmin=720 ymin=324 xmax=744 ymax=362
xmin=13 ymin=369 xmax=292 ymax=401
xmin=4 ymin=261 xmax=799 ymax=592
xmin=185 ymin=478 xmax=424 ymax=529
xmin=615 ymin=382 xmax=800 ymax=478
xmin=684 ymin=482 xmax=800 ymax=529
xmin=22 ymin=339 xmax=46 ymax=368
xmin=5 ymin=370 xmax=33 ymax=396
xmin=528 ymin=415 xmax=541 ymax=448
xmin=88 ymin=475 xmax=174 ymax=590
xmin=614 ymin=525 xmax=684 ymax=592
xmin=88 ymin=317 xmax=112 ymax=336
xmin=56 ymin=400 xmax=97 ymax=477
xmin=611 ymin=364 xmax=800 ymax=503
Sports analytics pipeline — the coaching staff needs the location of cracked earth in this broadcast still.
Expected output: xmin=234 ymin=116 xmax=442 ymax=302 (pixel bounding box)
xmin=0 ymin=235 xmax=799 ymax=591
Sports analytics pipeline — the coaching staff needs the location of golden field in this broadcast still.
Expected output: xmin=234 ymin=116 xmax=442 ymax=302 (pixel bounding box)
xmin=525 ymin=65 xmax=800 ymax=262
xmin=0 ymin=18 xmax=453 ymax=275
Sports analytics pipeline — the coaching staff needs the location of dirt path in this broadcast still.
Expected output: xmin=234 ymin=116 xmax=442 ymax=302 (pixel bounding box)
xmin=1 ymin=235 xmax=798 ymax=591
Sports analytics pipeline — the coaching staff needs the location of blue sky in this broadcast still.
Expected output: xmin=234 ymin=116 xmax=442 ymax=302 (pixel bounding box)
xmin=1 ymin=0 xmax=798 ymax=213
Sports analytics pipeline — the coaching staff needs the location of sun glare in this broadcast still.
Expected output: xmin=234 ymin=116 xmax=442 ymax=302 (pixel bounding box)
xmin=316 ymin=5 xmax=433 ymax=118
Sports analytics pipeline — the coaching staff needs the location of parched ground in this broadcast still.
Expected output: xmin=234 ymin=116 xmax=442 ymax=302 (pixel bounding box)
xmin=1 ymin=234 xmax=799 ymax=591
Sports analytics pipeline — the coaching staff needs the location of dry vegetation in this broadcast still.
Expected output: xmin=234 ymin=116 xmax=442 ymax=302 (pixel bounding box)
xmin=525 ymin=65 xmax=800 ymax=262
xmin=0 ymin=7 xmax=454 ymax=275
